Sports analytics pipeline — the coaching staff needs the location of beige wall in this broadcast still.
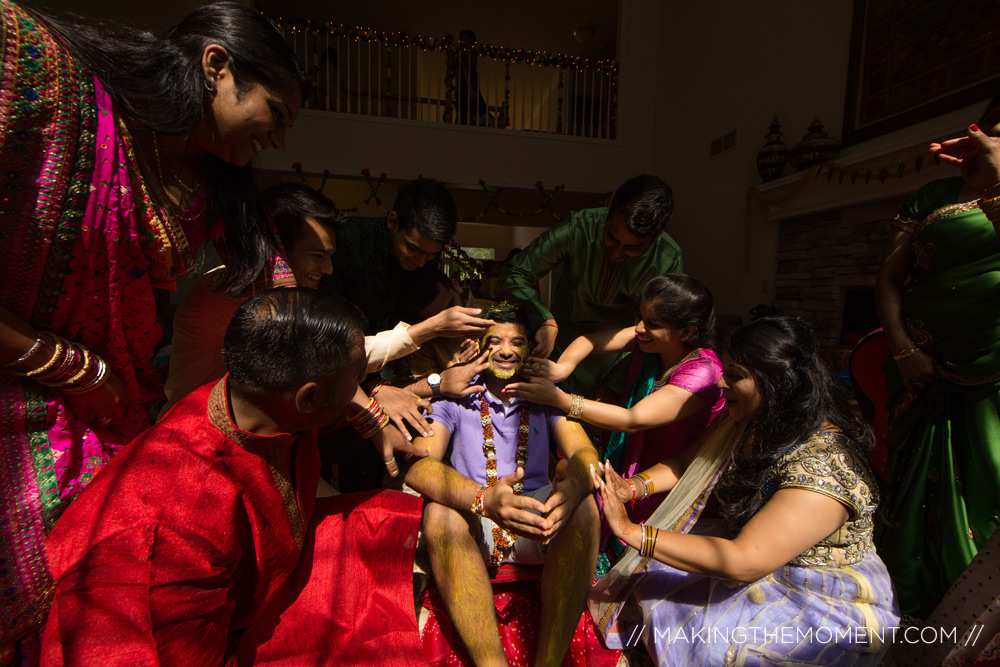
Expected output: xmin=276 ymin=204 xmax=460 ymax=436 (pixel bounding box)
xmin=646 ymin=1 xmax=990 ymax=321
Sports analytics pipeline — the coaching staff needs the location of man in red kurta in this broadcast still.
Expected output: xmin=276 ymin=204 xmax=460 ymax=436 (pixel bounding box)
xmin=40 ymin=288 xmax=425 ymax=666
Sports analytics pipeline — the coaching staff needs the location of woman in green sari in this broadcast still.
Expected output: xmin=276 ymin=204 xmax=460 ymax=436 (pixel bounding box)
xmin=874 ymin=100 xmax=1000 ymax=620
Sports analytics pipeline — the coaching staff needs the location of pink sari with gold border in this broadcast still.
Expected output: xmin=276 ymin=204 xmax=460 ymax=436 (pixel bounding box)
xmin=0 ymin=1 xmax=293 ymax=644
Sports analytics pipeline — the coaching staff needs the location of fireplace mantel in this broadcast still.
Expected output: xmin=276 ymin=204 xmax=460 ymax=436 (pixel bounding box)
xmin=755 ymin=115 xmax=969 ymax=222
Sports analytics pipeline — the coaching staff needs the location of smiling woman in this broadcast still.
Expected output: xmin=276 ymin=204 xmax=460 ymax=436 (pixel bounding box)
xmin=589 ymin=316 xmax=898 ymax=666
xmin=0 ymin=0 xmax=307 ymax=651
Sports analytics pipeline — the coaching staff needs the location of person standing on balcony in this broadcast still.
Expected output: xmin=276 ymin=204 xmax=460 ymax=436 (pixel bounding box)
xmin=500 ymin=174 xmax=682 ymax=394
xmin=455 ymin=29 xmax=492 ymax=126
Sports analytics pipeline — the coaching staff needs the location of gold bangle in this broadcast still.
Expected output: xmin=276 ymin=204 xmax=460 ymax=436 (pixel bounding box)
xmin=47 ymin=347 xmax=92 ymax=387
xmin=635 ymin=472 xmax=654 ymax=497
xmin=892 ymin=344 xmax=919 ymax=361
xmin=644 ymin=528 xmax=660 ymax=558
xmin=568 ymin=394 xmax=584 ymax=418
xmin=24 ymin=336 xmax=65 ymax=378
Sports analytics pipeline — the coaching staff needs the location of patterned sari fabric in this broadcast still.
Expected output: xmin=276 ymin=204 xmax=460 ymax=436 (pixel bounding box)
xmin=876 ymin=177 xmax=1000 ymax=620
xmin=0 ymin=2 xmax=211 ymax=642
xmin=591 ymin=421 xmax=899 ymax=666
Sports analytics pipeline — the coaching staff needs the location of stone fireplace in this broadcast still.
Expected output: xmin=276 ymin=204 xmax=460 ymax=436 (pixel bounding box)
xmin=754 ymin=116 xmax=968 ymax=349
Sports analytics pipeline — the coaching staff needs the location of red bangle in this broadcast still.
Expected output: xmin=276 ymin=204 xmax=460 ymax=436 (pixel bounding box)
xmin=543 ymin=322 xmax=558 ymax=328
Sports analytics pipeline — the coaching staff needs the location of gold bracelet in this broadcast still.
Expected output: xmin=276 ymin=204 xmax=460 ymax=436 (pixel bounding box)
xmin=892 ymin=344 xmax=919 ymax=361
xmin=568 ymin=393 xmax=585 ymax=418
xmin=644 ymin=527 xmax=660 ymax=558
xmin=47 ymin=347 xmax=92 ymax=388
xmin=634 ymin=472 xmax=654 ymax=497
xmin=24 ymin=335 xmax=65 ymax=378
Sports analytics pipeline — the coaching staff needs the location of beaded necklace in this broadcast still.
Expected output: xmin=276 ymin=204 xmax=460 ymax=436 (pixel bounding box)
xmin=480 ymin=393 xmax=531 ymax=565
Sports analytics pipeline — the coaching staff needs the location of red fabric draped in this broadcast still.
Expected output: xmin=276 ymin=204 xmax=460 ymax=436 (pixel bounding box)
xmin=236 ymin=491 xmax=425 ymax=667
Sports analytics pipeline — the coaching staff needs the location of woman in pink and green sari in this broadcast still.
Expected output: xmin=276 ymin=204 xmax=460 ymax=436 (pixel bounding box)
xmin=0 ymin=0 xmax=304 ymax=656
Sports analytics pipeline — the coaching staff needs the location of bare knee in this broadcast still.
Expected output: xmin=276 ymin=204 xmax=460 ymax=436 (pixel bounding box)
xmin=423 ymin=501 xmax=479 ymax=549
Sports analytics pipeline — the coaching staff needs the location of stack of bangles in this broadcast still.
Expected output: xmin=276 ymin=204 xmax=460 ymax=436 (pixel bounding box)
xmin=348 ymin=396 xmax=389 ymax=439
xmin=568 ymin=393 xmax=585 ymax=418
xmin=980 ymin=184 xmax=1000 ymax=224
xmin=892 ymin=343 xmax=919 ymax=361
xmin=638 ymin=523 xmax=660 ymax=559
xmin=630 ymin=472 xmax=653 ymax=501
xmin=3 ymin=332 xmax=109 ymax=394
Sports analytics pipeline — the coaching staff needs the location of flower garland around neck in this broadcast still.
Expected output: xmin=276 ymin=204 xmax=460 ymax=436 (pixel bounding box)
xmin=480 ymin=392 xmax=531 ymax=565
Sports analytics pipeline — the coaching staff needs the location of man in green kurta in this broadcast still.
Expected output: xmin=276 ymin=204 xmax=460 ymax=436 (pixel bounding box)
xmin=500 ymin=174 xmax=682 ymax=394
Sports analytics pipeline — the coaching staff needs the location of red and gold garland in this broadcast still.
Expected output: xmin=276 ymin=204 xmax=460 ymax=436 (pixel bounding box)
xmin=480 ymin=394 xmax=530 ymax=565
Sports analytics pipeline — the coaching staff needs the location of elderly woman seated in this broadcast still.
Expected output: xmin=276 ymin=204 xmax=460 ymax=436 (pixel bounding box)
xmin=589 ymin=316 xmax=899 ymax=666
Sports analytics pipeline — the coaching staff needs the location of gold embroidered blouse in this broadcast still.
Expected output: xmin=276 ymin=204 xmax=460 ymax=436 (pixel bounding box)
xmin=776 ymin=428 xmax=878 ymax=567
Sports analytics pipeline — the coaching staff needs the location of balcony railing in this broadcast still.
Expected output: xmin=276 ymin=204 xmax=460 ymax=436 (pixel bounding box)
xmin=274 ymin=19 xmax=618 ymax=140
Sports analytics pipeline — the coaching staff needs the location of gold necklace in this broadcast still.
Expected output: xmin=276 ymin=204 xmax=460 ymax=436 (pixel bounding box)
xmin=652 ymin=348 xmax=702 ymax=388
xmin=152 ymin=133 xmax=202 ymax=195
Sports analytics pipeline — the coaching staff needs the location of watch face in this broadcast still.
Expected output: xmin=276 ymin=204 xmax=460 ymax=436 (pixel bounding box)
xmin=428 ymin=373 xmax=442 ymax=386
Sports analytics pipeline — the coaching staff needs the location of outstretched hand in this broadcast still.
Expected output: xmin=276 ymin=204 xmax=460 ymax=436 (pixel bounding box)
xmin=441 ymin=348 xmax=490 ymax=397
xmin=519 ymin=356 xmax=573 ymax=383
xmin=590 ymin=461 xmax=637 ymax=542
xmin=375 ymin=385 xmax=433 ymax=440
xmin=502 ymin=375 xmax=565 ymax=408
xmin=431 ymin=306 xmax=495 ymax=338
xmin=485 ymin=466 xmax=551 ymax=540
xmin=372 ymin=424 xmax=428 ymax=478
xmin=930 ymin=124 xmax=1000 ymax=192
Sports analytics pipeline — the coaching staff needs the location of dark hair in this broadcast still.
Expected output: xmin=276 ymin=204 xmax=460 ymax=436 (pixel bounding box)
xmin=35 ymin=3 xmax=309 ymax=296
xmin=981 ymin=94 xmax=1000 ymax=136
xmin=609 ymin=174 xmax=674 ymax=238
xmin=396 ymin=267 xmax=454 ymax=323
xmin=223 ymin=288 xmax=366 ymax=395
xmin=638 ymin=273 xmax=717 ymax=348
xmin=714 ymin=316 xmax=873 ymax=530
xmin=265 ymin=183 xmax=346 ymax=252
xmin=459 ymin=29 xmax=477 ymax=43
xmin=481 ymin=301 xmax=533 ymax=340
xmin=393 ymin=179 xmax=457 ymax=244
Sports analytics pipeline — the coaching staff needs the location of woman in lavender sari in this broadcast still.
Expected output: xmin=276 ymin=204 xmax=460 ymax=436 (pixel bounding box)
xmin=589 ymin=316 xmax=899 ymax=666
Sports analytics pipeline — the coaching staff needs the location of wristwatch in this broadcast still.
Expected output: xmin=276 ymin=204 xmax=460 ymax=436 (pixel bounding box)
xmin=427 ymin=373 xmax=442 ymax=397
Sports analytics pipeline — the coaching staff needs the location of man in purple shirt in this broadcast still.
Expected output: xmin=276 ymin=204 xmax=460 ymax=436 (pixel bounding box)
xmin=405 ymin=302 xmax=600 ymax=666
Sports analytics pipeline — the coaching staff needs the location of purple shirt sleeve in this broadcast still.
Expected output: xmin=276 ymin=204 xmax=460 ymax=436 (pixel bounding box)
xmin=429 ymin=398 xmax=459 ymax=434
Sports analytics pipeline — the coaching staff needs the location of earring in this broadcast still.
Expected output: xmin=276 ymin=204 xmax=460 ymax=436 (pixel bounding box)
xmin=204 ymin=78 xmax=216 ymax=93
